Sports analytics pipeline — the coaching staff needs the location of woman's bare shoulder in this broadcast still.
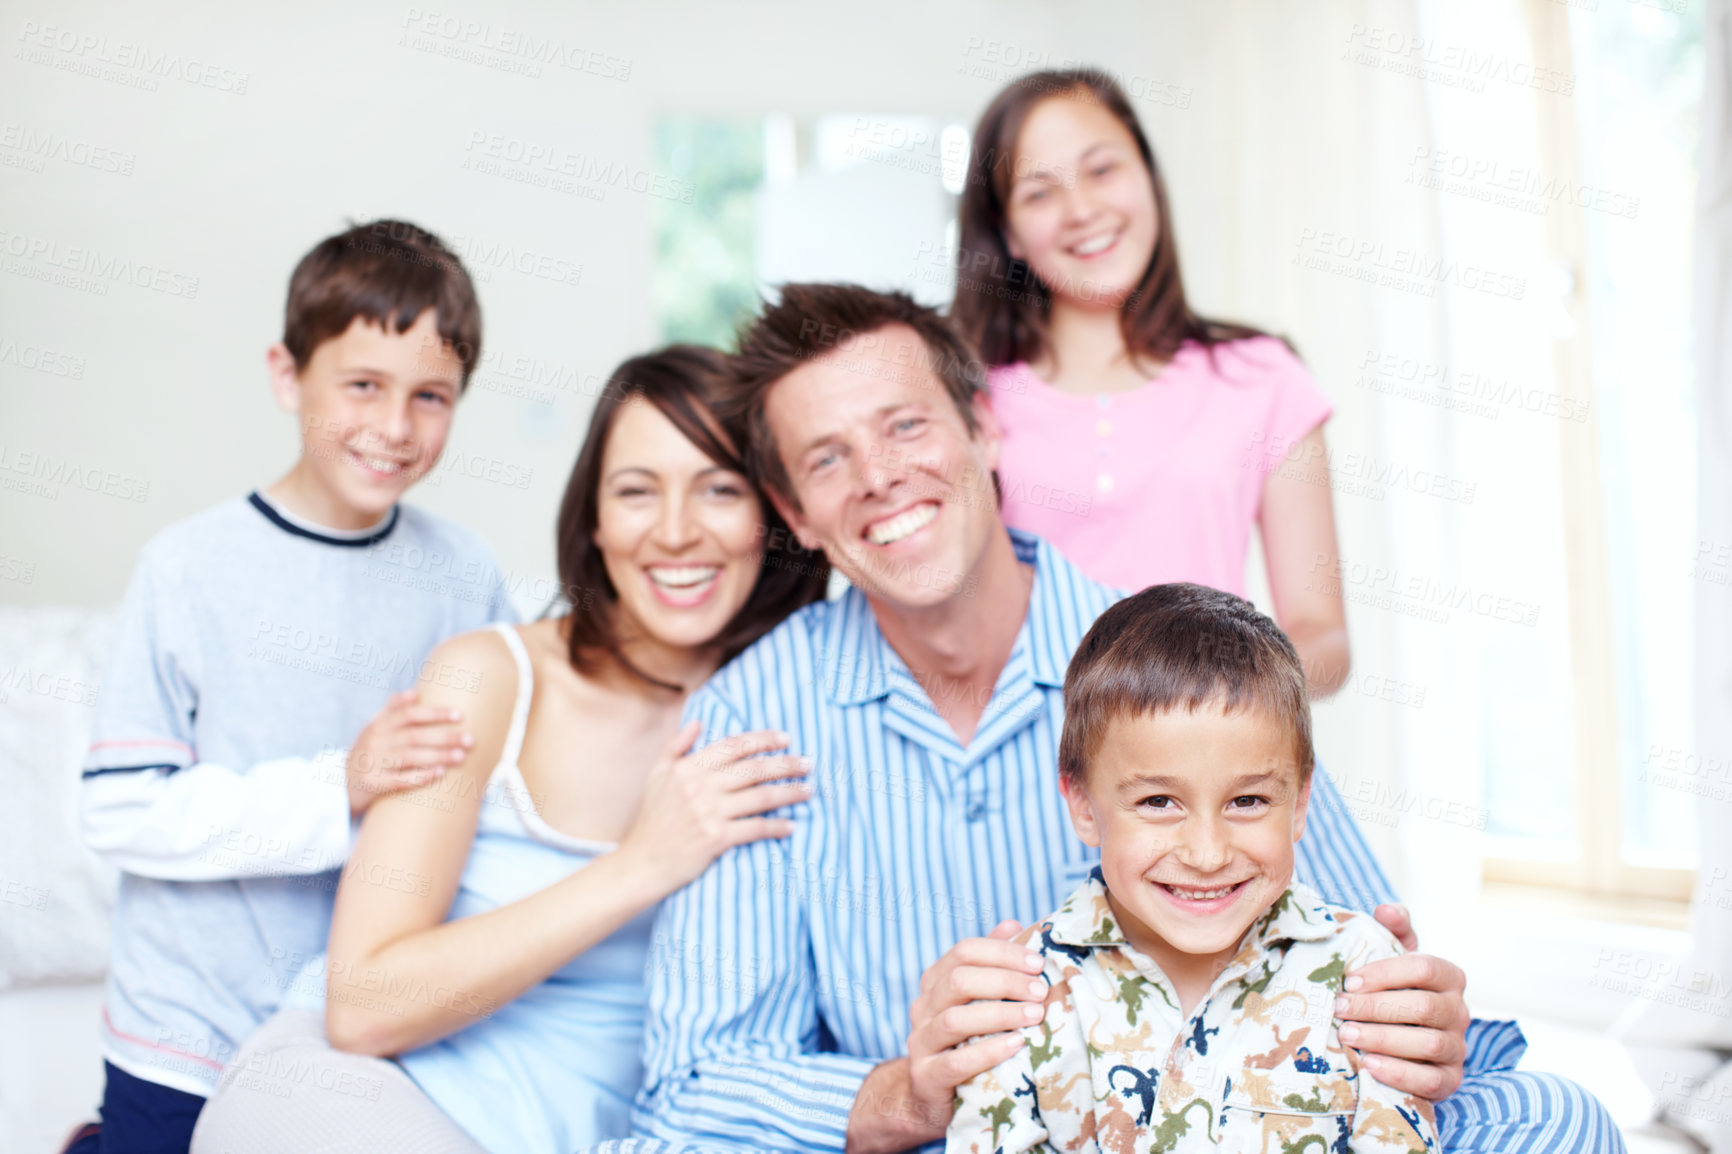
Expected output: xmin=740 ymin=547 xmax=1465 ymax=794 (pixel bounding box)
xmin=418 ymin=626 xmax=525 ymax=728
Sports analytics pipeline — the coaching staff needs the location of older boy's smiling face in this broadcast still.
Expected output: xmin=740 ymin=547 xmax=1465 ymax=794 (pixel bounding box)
xmin=1061 ymin=702 xmax=1311 ymax=986
xmin=270 ymin=310 xmax=462 ymax=529
xmin=764 ymin=323 xmax=1003 ymax=610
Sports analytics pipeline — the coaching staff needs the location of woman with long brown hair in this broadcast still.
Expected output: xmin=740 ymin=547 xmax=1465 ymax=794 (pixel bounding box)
xmin=189 ymin=346 xmax=828 ymax=1153
xmin=954 ymin=68 xmax=1351 ymax=694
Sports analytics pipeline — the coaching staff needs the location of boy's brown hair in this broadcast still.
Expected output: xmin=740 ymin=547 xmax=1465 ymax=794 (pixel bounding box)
xmin=282 ymin=219 xmax=483 ymax=386
xmin=1059 ymin=583 xmax=1314 ymax=784
xmin=726 ymin=283 xmax=991 ymax=512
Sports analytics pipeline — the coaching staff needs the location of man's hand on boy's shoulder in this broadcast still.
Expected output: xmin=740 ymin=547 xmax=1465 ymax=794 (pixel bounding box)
xmin=345 ymin=689 xmax=475 ymax=815
xmin=846 ymin=920 xmax=1047 ymax=1153
xmin=1334 ymin=903 xmax=1470 ymax=1102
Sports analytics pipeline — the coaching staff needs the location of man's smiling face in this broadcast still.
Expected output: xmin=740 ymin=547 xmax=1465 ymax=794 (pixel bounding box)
xmin=763 ymin=323 xmax=1003 ymax=611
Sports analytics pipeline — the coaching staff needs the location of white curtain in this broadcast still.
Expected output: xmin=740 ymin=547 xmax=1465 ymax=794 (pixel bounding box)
xmin=1620 ymin=1 xmax=1732 ymax=1146
xmin=1159 ymin=0 xmax=1577 ymax=960
xmin=1688 ymin=0 xmax=1732 ymax=1047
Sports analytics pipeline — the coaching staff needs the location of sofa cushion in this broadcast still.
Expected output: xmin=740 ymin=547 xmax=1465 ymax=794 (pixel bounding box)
xmin=0 ymin=606 xmax=118 ymax=987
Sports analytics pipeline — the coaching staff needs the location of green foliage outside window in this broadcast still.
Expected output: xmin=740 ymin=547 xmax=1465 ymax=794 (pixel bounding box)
xmin=652 ymin=120 xmax=765 ymax=351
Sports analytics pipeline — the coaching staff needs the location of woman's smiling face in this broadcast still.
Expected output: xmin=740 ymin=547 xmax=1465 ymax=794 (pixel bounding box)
xmin=592 ymin=397 xmax=766 ymax=653
xmin=1001 ymin=89 xmax=1161 ymax=311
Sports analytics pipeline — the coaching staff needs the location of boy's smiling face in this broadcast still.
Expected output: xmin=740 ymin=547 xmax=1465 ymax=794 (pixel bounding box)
xmin=268 ymin=309 xmax=463 ymax=529
xmin=1060 ymin=701 xmax=1311 ymax=986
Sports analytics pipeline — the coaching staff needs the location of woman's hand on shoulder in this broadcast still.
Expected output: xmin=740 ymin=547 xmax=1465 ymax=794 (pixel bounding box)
xmin=615 ymin=721 xmax=811 ymax=895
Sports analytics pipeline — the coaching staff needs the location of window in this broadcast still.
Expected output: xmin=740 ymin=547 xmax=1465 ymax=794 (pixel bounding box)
xmin=651 ymin=120 xmax=766 ymax=349
xmin=1482 ymin=0 xmax=1701 ymax=901
xmin=650 ymin=112 xmax=966 ymax=348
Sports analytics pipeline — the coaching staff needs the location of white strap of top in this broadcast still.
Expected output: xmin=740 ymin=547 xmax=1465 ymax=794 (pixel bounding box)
xmin=491 ymin=623 xmax=535 ymax=772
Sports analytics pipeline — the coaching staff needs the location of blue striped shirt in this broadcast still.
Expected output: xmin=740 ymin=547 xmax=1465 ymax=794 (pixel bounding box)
xmin=629 ymin=530 xmax=1406 ymax=1153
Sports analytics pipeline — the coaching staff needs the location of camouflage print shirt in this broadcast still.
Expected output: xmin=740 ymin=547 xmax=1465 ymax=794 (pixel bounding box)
xmin=947 ymin=873 xmax=1439 ymax=1154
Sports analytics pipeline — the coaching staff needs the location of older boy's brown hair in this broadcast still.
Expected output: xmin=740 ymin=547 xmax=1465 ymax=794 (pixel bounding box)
xmin=282 ymin=219 xmax=483 ymax=386
xmin=725 ymin=283 xmax=990 ymax=511
xmin=1059 ymin=583 xmax=1314 ymax=784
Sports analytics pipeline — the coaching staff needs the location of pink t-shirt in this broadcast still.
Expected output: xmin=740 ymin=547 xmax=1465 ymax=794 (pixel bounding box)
xmin=989 ymin=336 xmax=1332 ymax=597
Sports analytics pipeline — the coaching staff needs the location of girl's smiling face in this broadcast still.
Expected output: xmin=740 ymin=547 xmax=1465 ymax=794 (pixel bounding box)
xmin=1001 ymin=89 xmax=1161 ymax=312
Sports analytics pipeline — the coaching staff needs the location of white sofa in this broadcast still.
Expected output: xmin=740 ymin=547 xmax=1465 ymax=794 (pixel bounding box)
xmin=0 ymin=607 xmax=117 ymax=1152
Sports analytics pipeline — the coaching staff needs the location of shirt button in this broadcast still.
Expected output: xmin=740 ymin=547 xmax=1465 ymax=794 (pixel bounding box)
xmin=965 ymin=801 xmax=986 ymax=822
xmin=1096 ymin=473 xmax=1114 ymax=493
xmin=1096 ymin=419 xmax=1113 ymax=437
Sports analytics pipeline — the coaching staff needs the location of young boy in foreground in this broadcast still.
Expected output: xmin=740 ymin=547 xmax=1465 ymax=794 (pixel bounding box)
xmin=69 ymin=220 xmax=512 ymax=1154
xmin=948 ymin=583 xmax=1438 ymax=1153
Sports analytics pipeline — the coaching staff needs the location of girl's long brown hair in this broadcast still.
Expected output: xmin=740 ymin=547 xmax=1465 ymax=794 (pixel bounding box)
xmin=552 ymin=345 xmax=829 ymax=691
xmin=952 ymin=68 xmax=1285 ymax=370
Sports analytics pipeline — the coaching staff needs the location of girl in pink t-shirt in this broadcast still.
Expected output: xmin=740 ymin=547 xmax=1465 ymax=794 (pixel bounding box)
xmin=952 ymin=68 xmax=1350 ymax=694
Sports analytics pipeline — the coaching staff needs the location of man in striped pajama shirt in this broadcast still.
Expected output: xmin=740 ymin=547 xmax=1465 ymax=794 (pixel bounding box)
xmin=589 ymin=284 xmax=1624 ymax=1154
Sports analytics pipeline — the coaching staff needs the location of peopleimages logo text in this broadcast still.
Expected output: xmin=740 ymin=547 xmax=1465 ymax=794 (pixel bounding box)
xmin=14 ymin=21 xmax=250 ymax=93
xmin=0 ymin=229 xmax=200 ymax=298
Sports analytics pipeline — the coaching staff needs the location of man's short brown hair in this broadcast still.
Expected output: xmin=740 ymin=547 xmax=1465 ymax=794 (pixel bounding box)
xmin=726 ymin=283 xmax=989 ymax=510
xmin=282 ymin=219 xmax=483 ymax=386
xmin=1058 ymin=583 xmax=1314 ymax=785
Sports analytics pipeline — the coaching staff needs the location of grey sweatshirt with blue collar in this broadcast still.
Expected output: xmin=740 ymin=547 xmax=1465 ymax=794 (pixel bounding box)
xmin=81 ymin=491 xmax=514 ymax=1095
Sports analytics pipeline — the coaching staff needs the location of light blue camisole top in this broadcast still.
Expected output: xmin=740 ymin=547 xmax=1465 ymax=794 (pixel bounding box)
xmin=393 ymin=623 xmax=657 ymax=1153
